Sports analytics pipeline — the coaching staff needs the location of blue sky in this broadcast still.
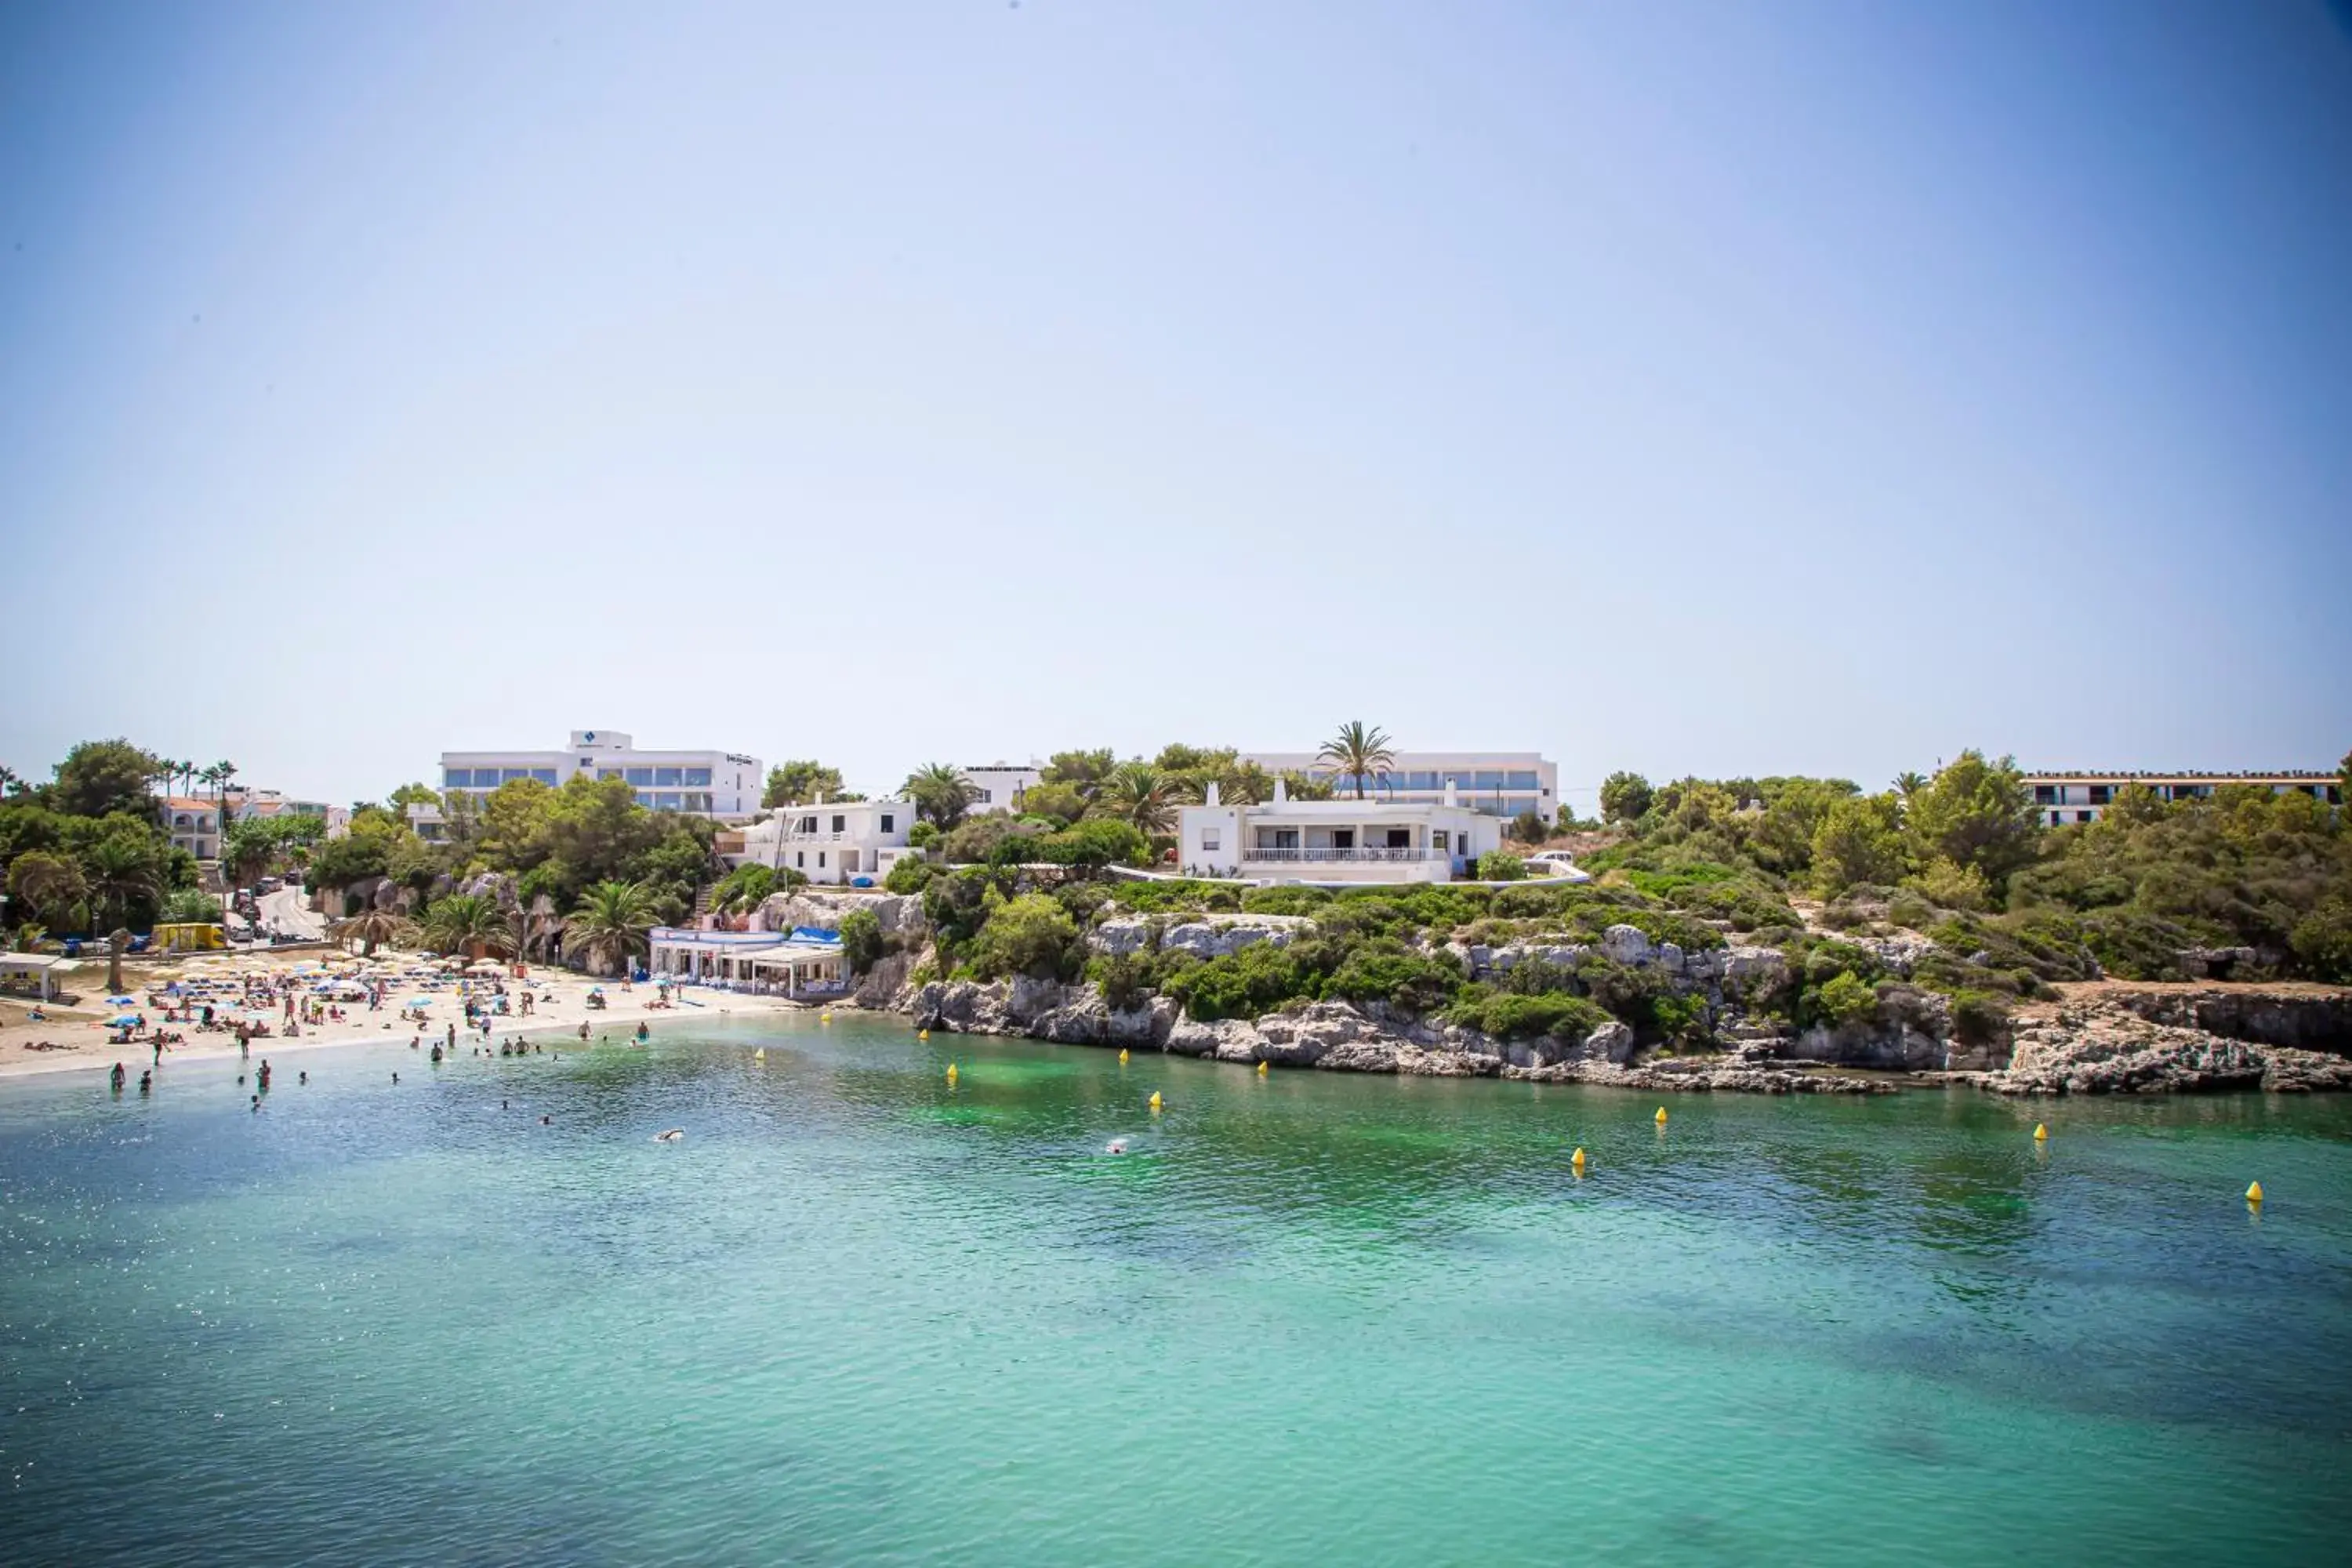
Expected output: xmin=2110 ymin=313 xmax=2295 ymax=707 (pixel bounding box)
xmin=2 ymin=2 xmax=2347 ymax=811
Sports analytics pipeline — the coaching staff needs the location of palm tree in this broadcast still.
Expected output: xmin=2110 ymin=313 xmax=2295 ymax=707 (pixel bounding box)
xmin=562 ymin=880 xmax=659 ymax=977
xmin=330 ymin=907 xmax=415 ymax=957
xmin=0 ymin=764 xmax=18 ymax=797
xmin=107 ymin=927 xmax=131 ymax=995
xmin=209 ymin=759 xmax=239 ymax=821
xmin=1893 ymin=771 xmax=1928 ymax=798
xmin=1316 ymin=722 xmax=1396 ymax=800
xmin=83 ymin=838 xmax=162 ymax=932
xmin=902 ymin=763 xmax=974 ymax=829
xmin=421 ymin=892 xmax=501 ymax=958
xmin=1102 ymin=763 xmax=1176 ymax=835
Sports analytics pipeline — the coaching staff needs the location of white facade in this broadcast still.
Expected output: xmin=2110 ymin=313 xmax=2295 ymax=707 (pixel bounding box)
xmin=438 ymin=730 xmax=764 ymax=820
xmin=236 ymin=791 xmax=350 ymax=838
xmin=162 ymin=797 xmax=221 ymax=860
xmin=732 ymin=798 xmax=916 ymax=885
xmin=1243 ymin=750 xmax=1558 ymax=821
xmin=960 ymin=762 xmax=1041 ymax=813
xmin=2025 ymin=771 xmax=2343 ymax=827
xmin=1180 ymin=781 xmax=1506 ymax=884
xmin=648 ymin=927 xmax=846 ymax=996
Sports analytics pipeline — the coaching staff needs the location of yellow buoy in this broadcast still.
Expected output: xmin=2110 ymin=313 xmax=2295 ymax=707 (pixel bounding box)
xmin=819 ymin=1011 xmax=831 ymax=1023
xmin=2034 ymin=1123 xmax=2048 ymax=1142
xmin=1571 ymin=1146 xmax=1588 ymax=1172
xmin=1119 ymin=1048 xmax=1129 ymax=1063
xmin=1149 ymin=1091 xmax=1163 ymax=1112
xmin=946 ymin=1062 xmax=958 ymax=1083
xmin=918 ymin=1028 xmax=929 ymax=1040
xmin=1257 ymin=1060 xmax=1269 ymax=1076
xmin=1654 ymin=1106 xmax=1668 ymax=1125
xmin=2247 ymin=1181 xmax=2264 ymax=1205
xmin=753 ymin=1047 xmax=765 ymax=1062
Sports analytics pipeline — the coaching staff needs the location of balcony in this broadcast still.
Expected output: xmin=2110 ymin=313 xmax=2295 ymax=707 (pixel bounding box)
xmin=1241 ymin=847 xmax=1445 ymax=863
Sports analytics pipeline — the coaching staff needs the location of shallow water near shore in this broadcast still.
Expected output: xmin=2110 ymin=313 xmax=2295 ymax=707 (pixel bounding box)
xmin=3 ymin=1014 xmax=2349 ymax=1565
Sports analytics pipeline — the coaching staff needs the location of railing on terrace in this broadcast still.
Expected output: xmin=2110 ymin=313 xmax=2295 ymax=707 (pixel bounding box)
xmin=1240 ymin=847 xmax=1444 ymax=863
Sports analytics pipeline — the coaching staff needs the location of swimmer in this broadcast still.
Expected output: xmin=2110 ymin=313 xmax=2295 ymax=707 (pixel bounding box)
xmin=502 ymin=1098 xmax=509 ymax=1110
xmin=391 ymin=1072 xmax=399 ymax=1084
xmin=299 ymin=1071 xmax=307 ymax=1085
xmin=1106 ymin=1138 xmax=1128 ymax=1155
xmin=251 ymin=1095 xmax=260 ymax=1112
xmin=539 ymin=1115 xmax=551 ymax=1125
xmin=655 ymin=1128 xmax=684 ymax=1142
xmin=139 ymin=1070 xmax=152 ymax=1094
xmin=110 ymin=1062 xmax=125 ymax=1092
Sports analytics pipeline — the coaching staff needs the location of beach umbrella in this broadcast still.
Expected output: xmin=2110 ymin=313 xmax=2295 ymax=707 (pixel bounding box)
xmin=107 ymin=1013 xmax=140 ymax=1026
xmin=106 ymin=993 xmax=136 ymax=1006
xmin=405 ymin=996 xmax=434 ymax=1007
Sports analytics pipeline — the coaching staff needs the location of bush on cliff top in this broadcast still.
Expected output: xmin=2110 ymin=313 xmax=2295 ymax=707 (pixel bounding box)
xmin=1446 ymin=987 xmax=1610 ymax=1041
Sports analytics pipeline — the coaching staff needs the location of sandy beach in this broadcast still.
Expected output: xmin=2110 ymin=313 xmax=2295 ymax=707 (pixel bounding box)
xmin=0 ymin=947 xmax=807 ymax=1080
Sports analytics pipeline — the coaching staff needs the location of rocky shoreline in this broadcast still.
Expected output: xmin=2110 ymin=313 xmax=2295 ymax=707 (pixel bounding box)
xmin=893 ymin=977 xmax=2352 ymax=1097
xmin=762 ymin=888 xmax=2352 ymax=1098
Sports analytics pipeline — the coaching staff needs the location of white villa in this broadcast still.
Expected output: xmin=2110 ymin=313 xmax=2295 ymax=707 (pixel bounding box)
xmin=961 ymin=762 xmax=1041 ymax=814
xmin=730 ymin=797 xmax=916 ymax=885
xmin=1179 ymin=779 xmax=1506 ymax=884
xmin=161 ymin=797 xmax=222 ymax=861
xmin=647 ymin=927 xmax=846 ymax=997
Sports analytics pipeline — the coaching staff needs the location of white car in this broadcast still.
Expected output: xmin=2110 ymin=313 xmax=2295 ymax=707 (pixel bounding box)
xmin=1526 ymin=851 xmax=1592 ymax=883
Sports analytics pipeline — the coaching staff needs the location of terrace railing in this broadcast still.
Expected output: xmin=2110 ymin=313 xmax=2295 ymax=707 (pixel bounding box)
xmin=1240 ymin=847 xmax=1444 ymax=863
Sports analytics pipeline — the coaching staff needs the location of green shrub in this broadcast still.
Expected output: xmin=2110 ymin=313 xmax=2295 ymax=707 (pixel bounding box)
xmin=837 ymin=909 xmax=885 ymax=974
xmin=1106 ymin=878 xmax=1244 ymax=916
xmin=1239 ymin=885 xmax=1331 ymax=918
xmin=1320 ymin=939 xmax=1464 ymax=1014
xmin=1162 ymin=942 xmax=1313 ymax=1021
xmin=1011 ymin=818 xmax=1149 ymax=869
xmin=883 ymin=855 xmax=937 ymax=895
xmin=1476 ymin=851 xmax=1529 ymax=882
xmin=970 ymin=893 xmax=1085 ymax=982
xmin=906 ymin=820 xmax=940 ymax=849
xmin=1447 ymin=987 xmax=1611 ymax=1041
xmin=1947 ymin=989 xmax=2012 ymax=1048
xmin=1090 ymin=950 xmax=1152 ymax=1011
xmin=1812 ymin=970 xmax=1878 ymax=1029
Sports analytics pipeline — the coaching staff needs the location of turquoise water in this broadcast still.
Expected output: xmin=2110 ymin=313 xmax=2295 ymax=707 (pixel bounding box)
xmin=3 ymin=1016 xmax=2349 ymax=1565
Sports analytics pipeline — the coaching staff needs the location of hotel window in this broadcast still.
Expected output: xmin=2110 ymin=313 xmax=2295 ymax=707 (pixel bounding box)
xmin=445 ymin=768 xmax=471 ymax=788
xmin=1506 ymin=771 xmax=1539 ymax=790
xmin=501 ymin=768 xmax=531 ymax=784
xmin=1202 ymin=829 xmax=1220 ymax=852
xmin=655 ymin=793 xmax=682 ymax=811
xmin=530 ymin=769 xmax=558 ymax=785
xmin=817 ymin=852 xmax=826 ymax=869
xmin=831 ymin=815 xmax=845 ymax=833
xmin=1473 ymin=771 xmax=1504 ymax=791
xmin=2034 ymin=786 xmax=2057 ymax=805
xmin=1433 ymin=830 xmax=1449 ymax=851
xmin=637 ymin=792 xmax=656 ymax=808
xmin=2074 ymin=811 xmax=2092 ymax=823
xmin=683 ymin=793 xmax=712 ymax=813
xmin=626 ymin=768 xmax=653 ymax=786
xmin=797 ymin=816 xmax=818 ymax=833
xmin=684 ymin=767 xmax=712 ymax=787
xmin=880 ymin=814 xmax=895 ymax=833
xmin=651 ymin=767 xmax=678 ymax=787
xmin=796 ymin=851 xmax=804 ymax=868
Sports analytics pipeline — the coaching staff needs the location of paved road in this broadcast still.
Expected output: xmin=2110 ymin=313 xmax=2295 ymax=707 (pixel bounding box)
xmin=259 ymin=886 xmax=326 ymax=940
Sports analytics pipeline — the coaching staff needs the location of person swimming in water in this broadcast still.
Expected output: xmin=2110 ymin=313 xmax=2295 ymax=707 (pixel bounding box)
xmin=1106 ymin=1138 xmax=1128 ymax=1155
xmin=655 ymin=1128 xmax=683 ymax=1142
xmin=299 ymin=1070 xmax=307 ymax=1085
xmin=635 ymin=1022 xmax=650 ymax=1044
xmin=110 ymin=1062 xmax=125 ymax=1092
xmin=139 ymin=1070 xmax=152 ymax=1094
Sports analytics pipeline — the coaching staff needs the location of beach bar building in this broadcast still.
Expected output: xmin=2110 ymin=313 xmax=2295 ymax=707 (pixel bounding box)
xmin=648 ymin=927 xmax=847 ymax=998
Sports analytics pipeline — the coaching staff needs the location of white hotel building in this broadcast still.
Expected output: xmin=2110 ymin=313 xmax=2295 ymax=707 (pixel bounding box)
xmin=437 ymin=731 xmax=764 ymax=820
xmin=1181 ymin=779 xmax=1506 ymax=884
xmin=2025 ymin=771 xmax=2343 ymax=827
xmin=1243 ymin=750 xmax=1559 ymax=820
